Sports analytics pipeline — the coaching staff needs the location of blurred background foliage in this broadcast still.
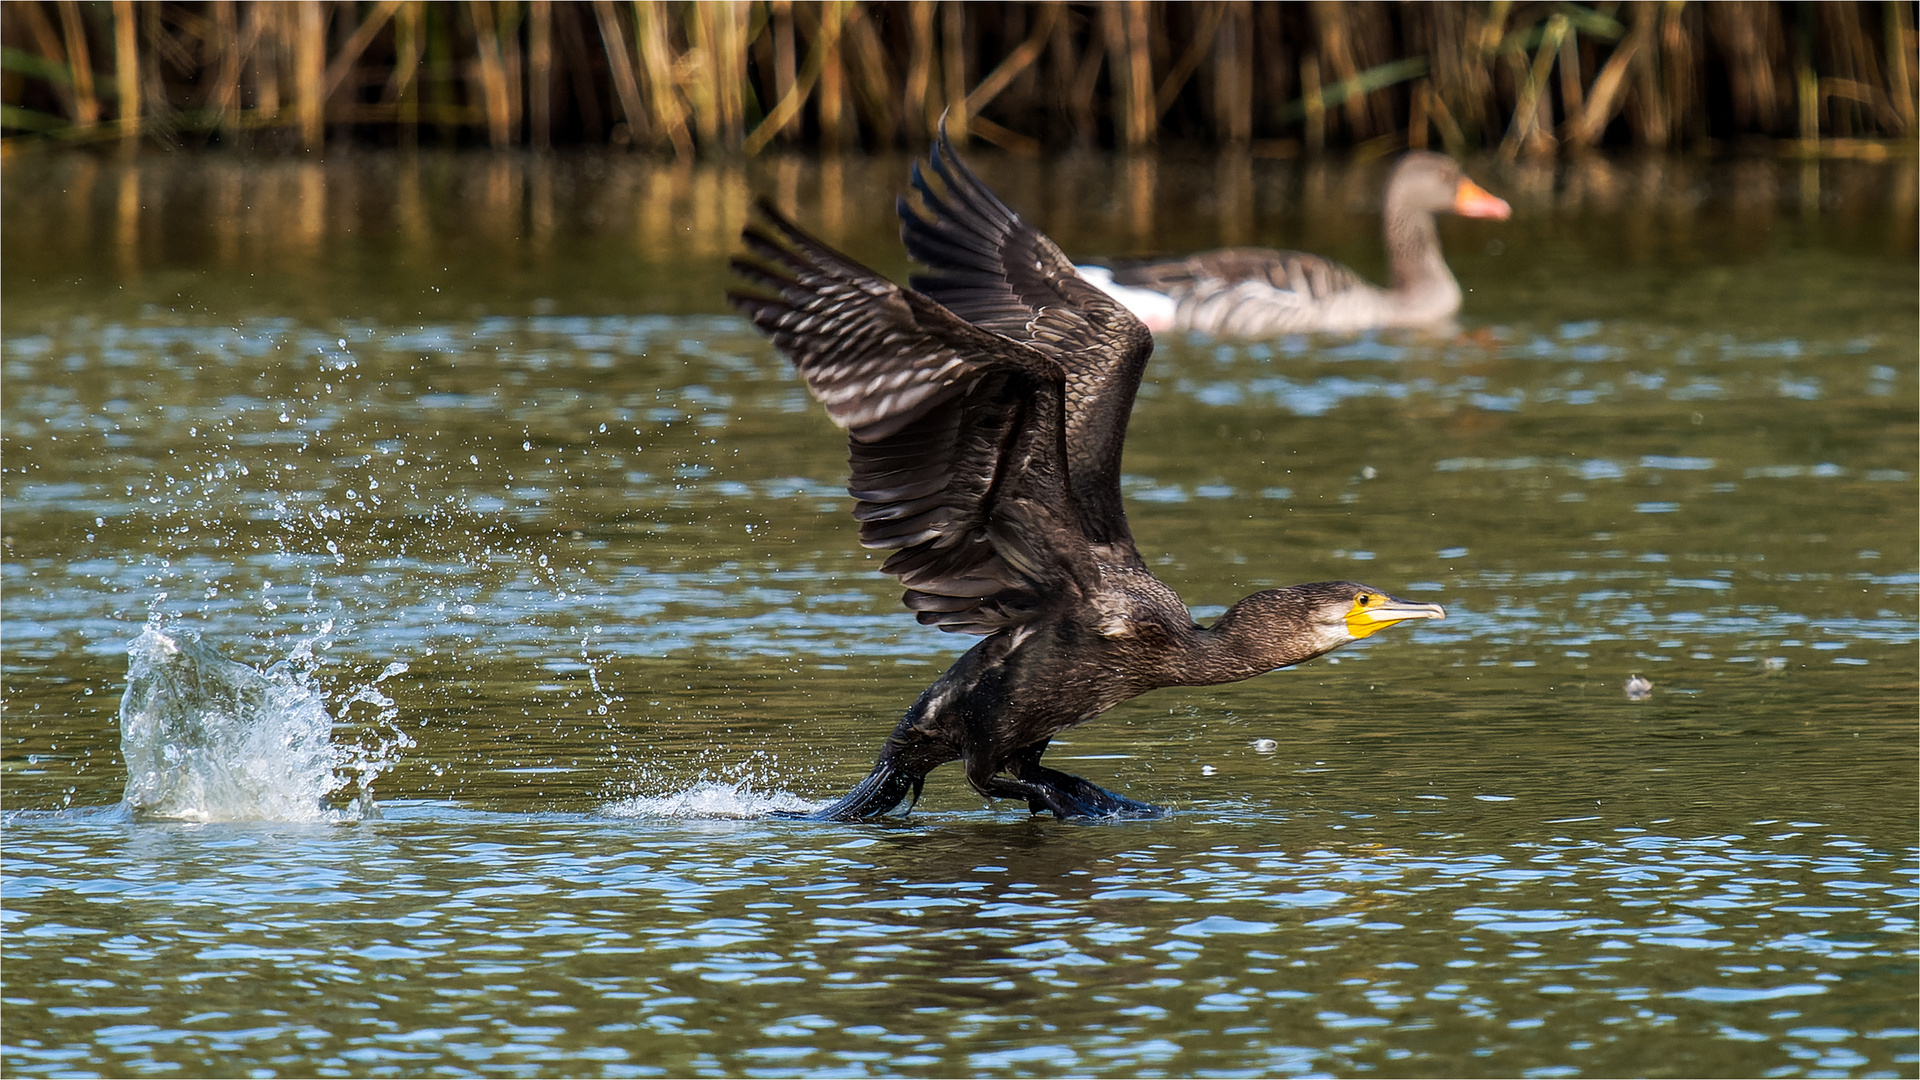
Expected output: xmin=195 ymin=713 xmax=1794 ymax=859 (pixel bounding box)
xmin=1 ymin=1 xmax=1915 ymax=159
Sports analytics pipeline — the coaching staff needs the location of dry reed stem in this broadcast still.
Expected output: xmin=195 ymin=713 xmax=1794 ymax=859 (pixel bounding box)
xmin=529 ymin=0 xmax=551 ymax=148
xmin=1153 ymin=0 xmax=1222 ymax=120
xmin=1067 ymin=9 xmax=1104 ymax=142
xmin=684 ymin=2 xmax=721 ymax=147
xmin=1502 ymin=13 xmax=1566 ymax=160
xmin=12 ymin=1 xmax=76 ymax=123
xmin=1426 ymin=76 xmax=1470 ymax=157
xmin=742 ymin=0 xmax=842 ymax=155
xmin=248 ymin=2 xmax=277 ymax=122
xmin=470 ymin=1 xmax=512 ymax=146
xmin=1302 ymin=51 xmax=1324 ymax=151
xmin=589 ymin=0 xmax=644 ymax=144
xmin=770 ymin=0 xmax=797 ymax=140
xmin=1212 ymin=1 xmax=1252 ymax=144
xmin=903 ymin=1 xmax=933 ymax=141
xmin=323 ymin=0 xmax=402 ymax=101
xmin=1567 ymin=6 xmax=1651 ymax=148
xmin=207 ymin=0 xmax=240 ymax=130
xmin=841 ymin=3 xmax=896 ymax=143
xmin=5 ymin=1 xmax=1914 ymax=155
xmin=1122 ymin=0 xmax=1155 ymax=147
xmin=816 ymin=0 xmax=847 ymax=151
xmin=941 ymin=0 xmax=966 ymax=141
xmin=1888 ymin=0 xmax=1916 ymax=131
xmin=1798 ymin=6 xmax=1821 ymax=147
xmin=393 ymin=2 xmax=421 ymax=143
xmin=112 ymin=0 xmax=138 ymax=137
xmin=1408 ymin=77 xmax=1429 ymax=149
xmin=1311 ymin=0 xmax=1366 ymax=134
xmin=965 ymin=4 xmax=1057 ymax=117
xmin=56 ymin=0 xmax=99 ymax=126
xmin=631 ymin=2 xmax=690 ymax=156
xmin=1558 ymin=22 xmax=1584 ymax=120
xmin=503 ymin=3 xmax=526 ymax=138
xmin=293 ymin=0 xmax=322 ymax=147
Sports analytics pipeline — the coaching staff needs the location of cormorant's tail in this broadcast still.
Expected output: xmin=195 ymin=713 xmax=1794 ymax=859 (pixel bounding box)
xmin=780 ymin=762 xmax=925 ymax=821
xmin=771 ymin=714 xmax=958 ymax=822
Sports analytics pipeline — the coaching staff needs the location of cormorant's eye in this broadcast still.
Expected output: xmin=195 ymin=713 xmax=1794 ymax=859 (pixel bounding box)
xmin=1356 ymin=594 xmax=1372 ymax=606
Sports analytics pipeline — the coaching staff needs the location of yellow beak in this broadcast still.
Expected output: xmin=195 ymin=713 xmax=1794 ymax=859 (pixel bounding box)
xmin=1345 ymin=596 xmax=1447 ymax=639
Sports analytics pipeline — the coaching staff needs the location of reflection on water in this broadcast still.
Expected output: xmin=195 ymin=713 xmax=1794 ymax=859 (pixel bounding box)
xmin=3 ymin=805 xmax=1914 ymax=1077
xmin=2 ymin=148 xmax=1915 ymax=1077
xmin=4 ymin=148 xmax=1915 ymax=323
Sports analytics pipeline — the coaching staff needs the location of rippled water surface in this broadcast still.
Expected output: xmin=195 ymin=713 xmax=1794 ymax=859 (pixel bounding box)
xmin=3 ymin=149 xmax=1916 ymax=1077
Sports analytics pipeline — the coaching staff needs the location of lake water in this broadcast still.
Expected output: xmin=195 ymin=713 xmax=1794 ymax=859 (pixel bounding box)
xmin=2 ymin=148 xmax=1915 ymax=1078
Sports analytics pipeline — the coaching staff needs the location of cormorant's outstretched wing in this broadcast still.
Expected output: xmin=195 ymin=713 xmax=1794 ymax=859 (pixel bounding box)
xmin=897 ymin=125 xmax=1153 ymax=558
xmin=728 ymin=202 xmax=1097 ymax=635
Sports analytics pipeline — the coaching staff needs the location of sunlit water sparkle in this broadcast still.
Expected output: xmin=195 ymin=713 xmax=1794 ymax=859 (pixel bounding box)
xmin=3 ymin=150 xmax=1914 ymax=1077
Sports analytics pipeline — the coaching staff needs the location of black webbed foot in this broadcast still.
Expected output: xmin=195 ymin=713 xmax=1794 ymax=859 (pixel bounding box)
xmin=993 ymin=770 xmax=1164 ymax=820
xmin=1008 ymin=751 xmax=1165 ymax=821
xmin=1044 ymin=779 xmax=1166 ymax=821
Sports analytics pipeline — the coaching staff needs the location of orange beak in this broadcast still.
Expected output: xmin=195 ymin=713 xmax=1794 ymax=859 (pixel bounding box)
xmin=1453 ymin=179 xmax=1511 ymax=220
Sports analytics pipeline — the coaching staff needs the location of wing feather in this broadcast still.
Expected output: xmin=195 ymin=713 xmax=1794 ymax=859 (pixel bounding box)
xmin=727 ymin=201 xmax=1095 ymax=634
xmin=897 ymin=125 xmax=1153 ymax=556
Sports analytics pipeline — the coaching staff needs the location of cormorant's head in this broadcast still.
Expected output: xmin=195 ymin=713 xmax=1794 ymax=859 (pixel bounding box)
xmin=1335 ymin=584 xmax=1447 ymax=640
xmin=1278 ymin=581 xmax=1445 ymax=656
xmin=1212 ymin=582 xmax=1447 ymax=671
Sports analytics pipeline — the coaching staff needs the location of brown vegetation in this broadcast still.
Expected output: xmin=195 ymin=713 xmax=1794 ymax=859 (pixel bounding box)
xmin=2 ymin=2 xmax=1915 ymax=157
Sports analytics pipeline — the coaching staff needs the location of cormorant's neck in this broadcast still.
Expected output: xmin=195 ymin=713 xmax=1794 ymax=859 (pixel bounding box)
xmin=1180 ymin=589 xmax=1345 ymax=686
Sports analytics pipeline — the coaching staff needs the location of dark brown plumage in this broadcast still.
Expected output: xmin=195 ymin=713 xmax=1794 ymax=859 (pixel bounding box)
xmin=727 ymin=128 xmax=1444 ymax=821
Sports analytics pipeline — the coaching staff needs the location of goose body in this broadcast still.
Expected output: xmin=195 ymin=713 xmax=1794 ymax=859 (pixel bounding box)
xmin=728 ymin=130 xmax=1444 ymax=821
xmin=1081 ymin=152 xmax=1510 ymax=338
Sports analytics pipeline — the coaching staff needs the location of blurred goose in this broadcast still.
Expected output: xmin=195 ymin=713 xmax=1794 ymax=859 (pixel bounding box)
xmin=1079 ymin=152 xmax=1510 ymax=337
xmin=726 ymin=126 xmax=1445 ymax=822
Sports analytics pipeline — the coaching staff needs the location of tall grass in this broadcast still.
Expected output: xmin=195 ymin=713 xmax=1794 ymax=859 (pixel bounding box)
xmin=3 ymin=1 xmax=1914 ymax=157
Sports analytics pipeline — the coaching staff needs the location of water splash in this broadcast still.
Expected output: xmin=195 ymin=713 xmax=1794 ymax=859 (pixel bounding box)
xmin=118 ymin=623 xmax=400 ymax=822
xmin=601 ymin=781 xmax=819 ymax=820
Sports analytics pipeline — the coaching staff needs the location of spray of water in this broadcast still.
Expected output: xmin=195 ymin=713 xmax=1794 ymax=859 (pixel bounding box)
xmin=118 ymin=623 xmax=405 ymax=822
xmin=596 ymin=743 xmax=825 ymax=819
xmin=600 ymin=780 xmax=820 ymax=820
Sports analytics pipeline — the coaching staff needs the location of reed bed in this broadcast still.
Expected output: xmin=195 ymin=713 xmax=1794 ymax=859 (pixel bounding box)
xmin=2 ymin=1 xmax=1914 ymax=158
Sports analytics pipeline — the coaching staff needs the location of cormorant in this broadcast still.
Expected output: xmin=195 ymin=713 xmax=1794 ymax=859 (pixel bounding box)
xmin=728 ymin=129 xmax=1445 ymax=821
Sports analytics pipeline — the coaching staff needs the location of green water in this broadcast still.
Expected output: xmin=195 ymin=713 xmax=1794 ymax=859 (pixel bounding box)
xmin=2 ymin=148 xmax=1915 ymax=1078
